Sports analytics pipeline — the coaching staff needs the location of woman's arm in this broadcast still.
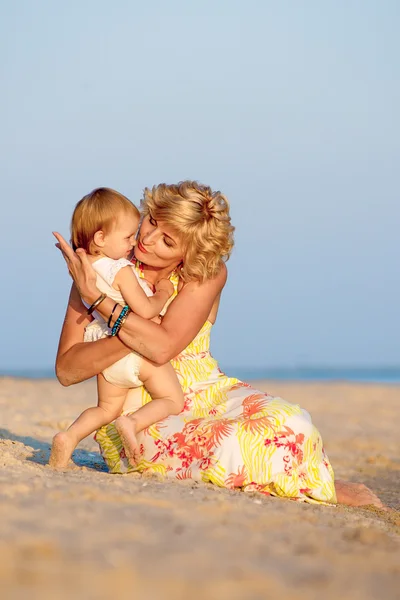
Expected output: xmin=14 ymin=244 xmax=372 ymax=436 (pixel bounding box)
xmin=56 ymin=284 xmax=130 ymax=386
xmin=78 ymin=265 xmax=226 ymax=364
xmin=53 ymin=232 xmax=227 ymax=366
xmin=103 ymin=266 xmax=227 ymax=363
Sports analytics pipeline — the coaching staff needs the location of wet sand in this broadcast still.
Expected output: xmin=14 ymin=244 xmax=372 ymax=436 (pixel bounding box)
xmin=0 ymin=377 xmax=399 ymax=599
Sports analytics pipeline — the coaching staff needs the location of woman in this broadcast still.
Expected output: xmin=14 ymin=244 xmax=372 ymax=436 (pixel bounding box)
xmin=55 ymin=181 xmax=383 ymax=508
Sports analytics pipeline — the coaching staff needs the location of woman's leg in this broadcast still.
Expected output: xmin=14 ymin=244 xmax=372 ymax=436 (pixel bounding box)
xmin=115 ymin=360 xmax=184 ymax=466
xmin=50 ymin=374 xmax=127 ymax=469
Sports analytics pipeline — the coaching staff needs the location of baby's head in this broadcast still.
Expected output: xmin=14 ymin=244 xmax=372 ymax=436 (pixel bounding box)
xmin=71 ymin=187 xmax=140 ymax=259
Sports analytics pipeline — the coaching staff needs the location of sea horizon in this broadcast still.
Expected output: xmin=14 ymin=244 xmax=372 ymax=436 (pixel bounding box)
xmin=1 ymin=365 xmax=400 ymax=383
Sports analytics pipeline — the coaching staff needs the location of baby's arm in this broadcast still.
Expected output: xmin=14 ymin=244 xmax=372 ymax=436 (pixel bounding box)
xmin=114 ymin=266 xmax=173 ymax=319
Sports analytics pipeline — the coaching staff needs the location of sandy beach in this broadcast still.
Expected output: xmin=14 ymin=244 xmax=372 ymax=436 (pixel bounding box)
xmin=0 ymin=377 xmax=399 ymax=599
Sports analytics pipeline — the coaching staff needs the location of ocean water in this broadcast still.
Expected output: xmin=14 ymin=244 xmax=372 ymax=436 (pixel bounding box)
xmin=1 ymin=366 xmax=400 ymax=383
xmin=223 ymin=366 xmax=400 ymax=384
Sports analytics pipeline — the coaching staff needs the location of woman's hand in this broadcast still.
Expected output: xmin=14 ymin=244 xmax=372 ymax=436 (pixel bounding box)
xmin=53 ymin=232 xmax=99 ymax=304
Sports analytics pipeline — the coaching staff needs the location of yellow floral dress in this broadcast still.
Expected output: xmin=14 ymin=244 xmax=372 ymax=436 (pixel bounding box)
xmin=95 ymin=268 xmax=336 ymax=504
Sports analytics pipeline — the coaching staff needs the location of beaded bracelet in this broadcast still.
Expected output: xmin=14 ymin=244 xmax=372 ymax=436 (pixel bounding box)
xmin=111 ymin=305 xmax=130 ymax=337
xmin=87 ymin=293 xmax=107 ymax=316
xmin=112 ymin=307 xmax=130 ymax=337
xmin=116 ymin=308 xmax=130 ymax=333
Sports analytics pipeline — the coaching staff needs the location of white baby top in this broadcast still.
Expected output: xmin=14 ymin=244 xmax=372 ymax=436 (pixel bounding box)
xmin=83 ymin=257 xmax=152 ymax=386
xmin=84 ymin=257 xmax=153 ymax=327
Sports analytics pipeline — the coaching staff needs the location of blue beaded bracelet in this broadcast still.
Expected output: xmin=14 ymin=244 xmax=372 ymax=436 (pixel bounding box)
xmin=111 ymin=305 xmax=129 ymax=337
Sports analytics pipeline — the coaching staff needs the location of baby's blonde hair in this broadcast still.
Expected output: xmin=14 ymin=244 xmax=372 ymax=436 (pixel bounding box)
xmin=141 ymin=181 xmax=235 ymax=282
xmin=71 ymin=187 xmax=139 ymax=252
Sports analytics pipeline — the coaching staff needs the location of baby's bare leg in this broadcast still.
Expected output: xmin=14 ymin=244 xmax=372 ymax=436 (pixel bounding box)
xmin=50 ymin=374 xmax=127 ymax=469
xmin=115 ymin=361 xmax=184 ymax=466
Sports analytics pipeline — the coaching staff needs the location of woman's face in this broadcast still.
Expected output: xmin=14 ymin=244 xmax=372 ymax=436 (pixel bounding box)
xmin=134 ymin=215 xmax=184 ymax=269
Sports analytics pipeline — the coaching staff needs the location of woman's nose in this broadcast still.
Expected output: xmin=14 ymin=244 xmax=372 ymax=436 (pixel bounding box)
xmin=143 ymin=230 xmax=157 ymax=244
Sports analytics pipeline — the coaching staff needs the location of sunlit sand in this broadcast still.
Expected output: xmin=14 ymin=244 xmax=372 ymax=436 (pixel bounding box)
xmin=1 ymin=377 xmax=399 ymax=599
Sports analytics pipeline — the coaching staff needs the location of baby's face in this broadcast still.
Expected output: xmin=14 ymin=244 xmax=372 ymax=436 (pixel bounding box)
xmin=102 ymin=213 xmax=139 ymax=260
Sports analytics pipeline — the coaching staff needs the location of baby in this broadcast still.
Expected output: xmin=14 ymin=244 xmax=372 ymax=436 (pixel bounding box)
xmin=50 ymin=187 xmax=184 ymax=469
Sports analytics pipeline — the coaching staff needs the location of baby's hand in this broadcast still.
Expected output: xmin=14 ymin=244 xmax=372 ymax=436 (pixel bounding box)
xmin=155 ymin=278 xmax=174 ymax=297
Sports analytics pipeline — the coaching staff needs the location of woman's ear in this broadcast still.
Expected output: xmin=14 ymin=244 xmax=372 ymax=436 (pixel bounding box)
xmin=93 ymin=230 xmax=105 ymax=248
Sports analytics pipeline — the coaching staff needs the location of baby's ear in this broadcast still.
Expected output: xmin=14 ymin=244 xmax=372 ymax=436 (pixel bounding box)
xmin=93 ymin=230 xmax=105 ymax=248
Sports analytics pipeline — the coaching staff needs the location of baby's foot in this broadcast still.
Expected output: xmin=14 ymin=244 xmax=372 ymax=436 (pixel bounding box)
xmin=49 ymin=432 xmax=75 ymax=469
xmin=115 ymin=416 xmax=140 ymax=466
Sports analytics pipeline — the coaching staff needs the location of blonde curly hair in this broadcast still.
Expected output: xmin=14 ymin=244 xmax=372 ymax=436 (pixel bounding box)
xmin=141 ymin=181 xmax=235 ymax=282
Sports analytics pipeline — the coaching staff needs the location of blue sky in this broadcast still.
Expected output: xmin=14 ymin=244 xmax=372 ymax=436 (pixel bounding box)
xmin=1 ymin=1 xmax=399 ymax=373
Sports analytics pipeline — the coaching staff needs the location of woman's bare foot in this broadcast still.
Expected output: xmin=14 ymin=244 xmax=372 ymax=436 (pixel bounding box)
xmin=49 ymin=432 xmax=75 ymax=469
xmin=115 ymin=416 xmax=140 ymax=466
xmin=335 ymin=480 xmax=386 ymax=509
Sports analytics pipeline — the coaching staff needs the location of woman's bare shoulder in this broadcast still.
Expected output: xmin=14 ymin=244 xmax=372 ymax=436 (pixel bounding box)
xmin=177 ymin=262 xmax=227 ymax=293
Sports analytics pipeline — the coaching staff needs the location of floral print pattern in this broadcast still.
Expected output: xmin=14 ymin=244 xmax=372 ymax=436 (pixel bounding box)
xmin=95 ymin=271 xmax=336 ymax=504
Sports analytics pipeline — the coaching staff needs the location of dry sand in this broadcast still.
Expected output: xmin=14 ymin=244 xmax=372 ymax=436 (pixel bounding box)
xmin=0 ymin=377 xmax=399 ymax=600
